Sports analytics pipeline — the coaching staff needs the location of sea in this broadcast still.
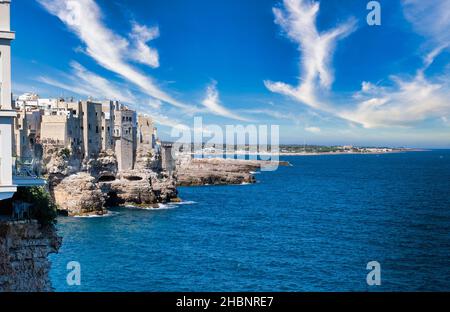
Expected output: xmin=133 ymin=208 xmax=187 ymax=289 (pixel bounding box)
xmin=49 ymin=150 xmax=450 ymax=291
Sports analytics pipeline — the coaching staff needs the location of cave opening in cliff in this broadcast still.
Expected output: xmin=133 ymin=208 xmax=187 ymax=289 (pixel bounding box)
xmin=105 ymin=191 xmax=121 ymax=207
xmin=98 ymin=175 xmax=116 ymax=182
xmin=125 ymin=176 xmax=143 ymax=181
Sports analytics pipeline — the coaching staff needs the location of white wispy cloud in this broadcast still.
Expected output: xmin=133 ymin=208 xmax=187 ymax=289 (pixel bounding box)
xmin=340 ymin=0 xmax=450 ymax=128
xmin=129 ymin=22 xmax=160 ymax=68
xmin=145 ymin=111 xmax=188 ymax=130
xmin=265 ymin=0 xmax=356 ymax=110
xmin=37 ymin=0 xmax=194 ymax=112
xmin=266 ymin=0 xmax=450 ymax=130
xmin=147 ymin=98 xmax=162 ymax=110
xmin=38 ymin=62 xmax=137 ymax=103
xmin=239 ymin=108 xmax=303 ymax=125
xmin=402 ymin=0 xmax=450 ymax=48
xmin=37 ymin=76 xmax=92 ymax=98
xmin=341 ymin=72 xmax=450 ymax=128
xmin=70 ymin=62 xmax=137 ymax=102
xmin=202 ymin=81 xmax=251 ymax=121
xmin=305 ymin=126 xmax=321 ymax=134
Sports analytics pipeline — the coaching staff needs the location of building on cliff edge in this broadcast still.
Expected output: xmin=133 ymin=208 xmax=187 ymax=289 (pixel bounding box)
xmin=1 ymin=0 xmax=45 ymax=205
xmin=14 ymin=92 xmax=161 ymax=173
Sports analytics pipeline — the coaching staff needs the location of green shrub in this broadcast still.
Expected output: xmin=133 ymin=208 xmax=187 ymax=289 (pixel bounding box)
xmin=59 ymin=148 xmax=71 ymax=159
xmin=13 ymin=187 xmax=58 ymax=226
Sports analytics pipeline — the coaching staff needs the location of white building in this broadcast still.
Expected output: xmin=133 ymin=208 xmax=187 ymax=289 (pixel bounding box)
xmin=15 ymin=93 xmax=58 ymax=111
xmin=1 ymin=0 xmax=45 ymax=202
xmin=0 ymin=0 xmax=16 ymax=200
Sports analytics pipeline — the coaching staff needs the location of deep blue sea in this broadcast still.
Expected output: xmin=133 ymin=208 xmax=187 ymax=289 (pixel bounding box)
xmin=49 ymin=151 xmax=450 ymax=291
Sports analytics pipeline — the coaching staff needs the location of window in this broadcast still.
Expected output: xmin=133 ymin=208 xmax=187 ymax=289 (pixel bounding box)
xmin=96 ymin=126 xmax=99 ymax=133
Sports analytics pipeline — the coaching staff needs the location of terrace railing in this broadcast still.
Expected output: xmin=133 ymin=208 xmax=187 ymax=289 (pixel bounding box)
xmin=12 ymin=157 xmax=42 ymax=178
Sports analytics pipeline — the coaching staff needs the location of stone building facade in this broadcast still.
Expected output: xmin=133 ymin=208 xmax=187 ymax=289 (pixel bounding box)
xmin=113 ymin=103 xmax=136 ymax=171
xmin=137 ymin=114 xmax=154 ymax=148
xmin=80 ymin=100 xmax=102 ymax=159
xmin=40 ymin=110 xmax=81 ymax=150
xmin=101 ymin=100 xmax=115 ymax=151
xmin=12 ymin=93 xmax=159 ymax=174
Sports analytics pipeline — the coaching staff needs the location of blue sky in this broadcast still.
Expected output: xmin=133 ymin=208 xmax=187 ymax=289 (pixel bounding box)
xmin=10 ymin=0 xmax=450 ymax=147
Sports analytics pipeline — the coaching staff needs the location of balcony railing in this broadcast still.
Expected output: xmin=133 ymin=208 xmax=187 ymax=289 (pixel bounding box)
xmin=12 ymin=157 xmax=46 ymax=187
xmin=13 ymin=157 xmax=41 ymax=178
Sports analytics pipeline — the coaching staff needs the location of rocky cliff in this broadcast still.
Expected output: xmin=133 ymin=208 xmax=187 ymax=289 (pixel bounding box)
xmin=53 ymin=173 xmax=107 ymax=216
xmin=176 ymin=157 xmax=290 ymax=186
xmin=100 ymin=169 xmax=178 ymax=207
xmin=0 ymin=221 xmax=61 ymax=292
xmin=43 ymin=146 xmax=177 ymax=216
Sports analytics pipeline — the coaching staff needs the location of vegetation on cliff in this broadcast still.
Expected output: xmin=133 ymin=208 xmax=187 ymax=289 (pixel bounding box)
xmin=13 ymin=187 xmax=58 ymax=226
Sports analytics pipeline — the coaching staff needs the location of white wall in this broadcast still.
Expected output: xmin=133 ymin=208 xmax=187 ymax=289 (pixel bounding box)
xmin=0 ymin=41 xmax=12 ymax=110
xmin=0 ymin=115 xmax=15 ymax=198
xmin=0 ymin=1 xmax=11 ymax=32
xmin=0 ymin=0 xmax=16 ymax=200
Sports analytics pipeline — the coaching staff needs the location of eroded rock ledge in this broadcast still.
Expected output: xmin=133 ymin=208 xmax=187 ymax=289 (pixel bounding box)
xmin=176 ymin=157 xmax=290 ymax=186
xmin=45 ymin=148 xmax=178 ymax=216
xmin=0 ymin=221 xmax=61 ymax=292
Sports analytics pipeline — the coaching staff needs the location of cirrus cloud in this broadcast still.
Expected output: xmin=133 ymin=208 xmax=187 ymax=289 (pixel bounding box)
xmin=37 ymin=0 xmax=196 ymax=113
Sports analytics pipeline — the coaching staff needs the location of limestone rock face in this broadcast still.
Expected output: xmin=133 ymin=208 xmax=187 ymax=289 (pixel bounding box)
xmin=41 ymin=145 xmax=178 ymax=215
xmin=82 ymin=149 xmax=118 ymax=177
xmin=149 ymin=171 xmax=178 ymax=203
xmin=100 ymin=169 xmax=178 ymax=206
xmin=176 ymin=158 xmax=259 ymax=186
xmin=42 ymin=145 xmax=81 ymax=176
xmin=0 ymin=221 xmax=61 ymax=292
xmin=53 ymin=173 xmax=106 ymax=216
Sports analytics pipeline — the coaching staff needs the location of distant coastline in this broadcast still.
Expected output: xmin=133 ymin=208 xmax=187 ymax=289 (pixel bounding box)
xmin=272 ymin=148 xmax=430 ymax=156
xmin=188 ymin=148 xmax=429 ymax=158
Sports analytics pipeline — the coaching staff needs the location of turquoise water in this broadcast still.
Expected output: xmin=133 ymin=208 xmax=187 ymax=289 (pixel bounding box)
xmin=49 ymin=151 xmax=450 ymax=291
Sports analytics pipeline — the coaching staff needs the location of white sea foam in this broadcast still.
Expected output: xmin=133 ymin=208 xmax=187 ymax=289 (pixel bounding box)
xmin=122 ymin=204 xmax=174 ymax=210
xmin=74 ymin=211 xmax=120 ymax=218
xmin=153 ymin=203 xmax=176 ymax=210
xmin=171 ymin=201 xmax=197 ymax=205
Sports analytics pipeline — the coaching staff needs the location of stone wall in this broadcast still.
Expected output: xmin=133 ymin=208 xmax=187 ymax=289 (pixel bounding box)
xmin=0 ymin=220 xmax=61 ymax=292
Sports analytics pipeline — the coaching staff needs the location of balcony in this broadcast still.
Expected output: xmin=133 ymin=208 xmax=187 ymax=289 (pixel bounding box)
xmin=12 ymin=157 xmax=46 ymax=187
